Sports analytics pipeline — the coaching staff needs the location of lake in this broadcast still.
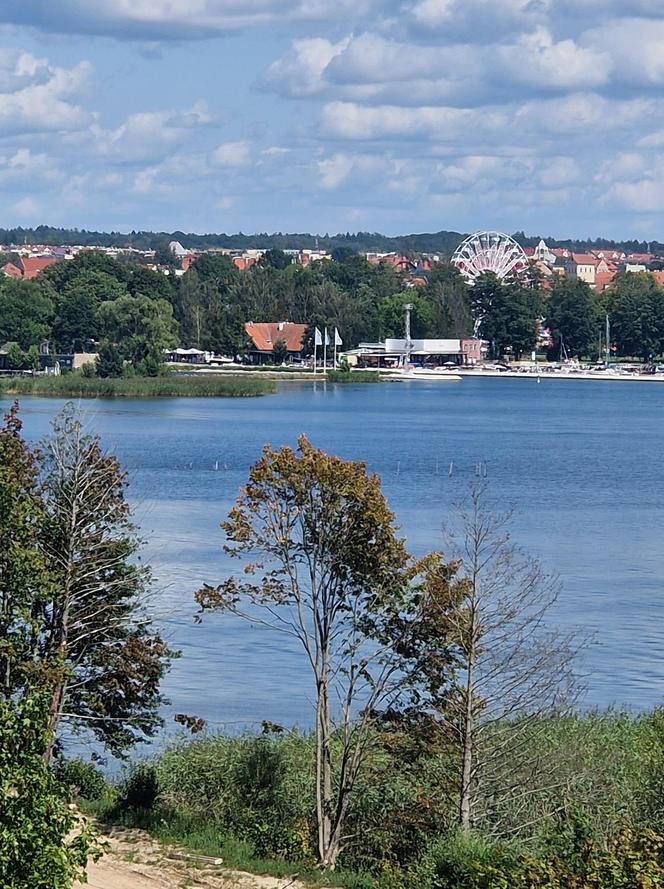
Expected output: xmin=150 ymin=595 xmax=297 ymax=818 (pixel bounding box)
xmin=8 ymin=376 xmax=664 ymax=739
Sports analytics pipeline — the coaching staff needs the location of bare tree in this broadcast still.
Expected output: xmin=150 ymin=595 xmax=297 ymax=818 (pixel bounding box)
xmin=447 ymin=486 xmax=582 ymax=833
xmin=195 ymin=436 xmax=416 ymax=868
xmin=380 ymin=485 xmax=581 ymax=838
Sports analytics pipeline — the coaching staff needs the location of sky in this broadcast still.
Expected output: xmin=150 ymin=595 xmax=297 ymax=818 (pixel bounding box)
xmin=1 ymin=1 xmax=663 ymax=239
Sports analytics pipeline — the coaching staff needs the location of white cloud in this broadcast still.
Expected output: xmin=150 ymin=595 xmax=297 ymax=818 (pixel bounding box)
xmin=320 ymin=100 xmax=502 ymax=141
xmin=316 ymin=152 xmax=387 ymax=189
xmin=0 ymin=0 xmax=377 ymax=39
xmin=496 ymin=27 xmax=611 ymax=90
xmin=92 ymin=102 xmax=212 ymax=163
xmin=611 ymin=178 xmax=664 ymax=213
xmin=639 ymin=131 xmax=664 ymax=149
xmin=0 ymin=51 xmax=91 ymax=134
xmin=262 ymin=27 xmax=610 ymax=107
xmin=0 ymin=148 xmax=60 ymax=184
xmin=407 ymin=0 xmax=550 ymax=37
xmin=258 ymin=37 xmax=349 ymax=97
xmin=210 ymin=141 xmax=252 ymax=167
xmin=11 ymin=196 xmax=40 ymax=217
xmin=582 ymin=19 xmax=664 ymax=88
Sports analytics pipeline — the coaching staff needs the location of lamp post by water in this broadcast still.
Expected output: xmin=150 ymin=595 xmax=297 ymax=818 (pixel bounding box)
xmin=404 ymin=303 xmax=413 ymax=369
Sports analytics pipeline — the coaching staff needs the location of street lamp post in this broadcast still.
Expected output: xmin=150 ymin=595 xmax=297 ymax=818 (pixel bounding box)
xmin=404 ymin=303 xmax=413 ymax=369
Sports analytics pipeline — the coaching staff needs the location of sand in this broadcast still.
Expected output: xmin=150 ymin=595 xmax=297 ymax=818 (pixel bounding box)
xmin=78 ymin=826 xmax=304 ymax=889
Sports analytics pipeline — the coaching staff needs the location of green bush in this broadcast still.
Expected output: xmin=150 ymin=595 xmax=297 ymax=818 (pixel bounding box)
xmin=0 ymin=695 xmax=98 ymax=888
xmin=117 ymin=762 xmax=160 ymax=812
xmin=156 ymin=733 xmax=314 ymax=861
xmin=326 ymin=369 xmax=380 ymax=383
xmin=411 ymin=825 xmax=664 ymax=889
xmin=413 ymin=833 xmax=519 ymax=889
xmin=53 ymin=757 xmax=107 ymax=801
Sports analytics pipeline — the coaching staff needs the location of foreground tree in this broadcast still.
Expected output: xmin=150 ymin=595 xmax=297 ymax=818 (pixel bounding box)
xmin=0 ymin=404 xmax=173 ymax=757
xmin=440 ymin=488 xmax=579 ymax=834
xmin=195 ymin=437 xmax=415 ymax=868
xmin=0 ymin=404 xmax=49 ymax=699
xmin=38 ymin=407 xmax=174 ymax=757
xmin=0 ymin=694 xmax=98 ymax=888
xmin=381 ymin=487 xmax=580 ymax=837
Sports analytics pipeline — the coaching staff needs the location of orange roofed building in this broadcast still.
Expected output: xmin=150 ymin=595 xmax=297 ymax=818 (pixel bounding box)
xmin=244 ymin=321 xmax=307 ymax=365
xmin=2 ymin=256 xmax=58 ymax=280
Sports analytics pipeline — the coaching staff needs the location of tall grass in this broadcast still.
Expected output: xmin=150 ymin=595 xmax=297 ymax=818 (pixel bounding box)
xmin=77 ymin=712 xmax=664 ymax=888
xmin=0 ymin=373 xmax=275 ymax=398
xmin=325 ymin=370 xmax=381 ymax=383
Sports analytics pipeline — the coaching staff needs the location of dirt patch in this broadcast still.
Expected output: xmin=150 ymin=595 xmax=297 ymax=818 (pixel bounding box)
xmin=78 ymin=826 xmax=304 ymax=889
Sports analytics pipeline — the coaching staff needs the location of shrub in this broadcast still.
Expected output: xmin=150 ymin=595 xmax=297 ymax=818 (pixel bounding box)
xmin=0 ymin=695 xmax=98 ymax=888
xmin=54 ymin=757 xmax=107 ymax=801
xmin=117 ymin=762 xmax=160 ymax=812
xmin=413 ymin=833 xmax=519 ymax=889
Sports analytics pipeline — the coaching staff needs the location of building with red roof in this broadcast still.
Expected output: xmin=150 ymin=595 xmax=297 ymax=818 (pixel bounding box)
xmin=245 ymin=321 xmax=307 ymax=364
xmin=1 ymin=256 xmax=58 ymax=280
xmin=1 ymin=262 xmax=23 ymax=279
xmin=565 ymin=253 xmax=599 ymax=285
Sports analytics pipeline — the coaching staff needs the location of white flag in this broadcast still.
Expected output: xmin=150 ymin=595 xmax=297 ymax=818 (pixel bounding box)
xmin=334 ymin=327 xmax=343 ymax=346
xmin=324 ymin=328 xmax=330 ymax=346
xmin=314 ymin=327 xmax=323 ymax=346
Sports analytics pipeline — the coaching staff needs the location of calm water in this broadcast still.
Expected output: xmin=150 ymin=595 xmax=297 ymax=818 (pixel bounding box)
xmin=9 ymin=377 xmax=664 ymax=737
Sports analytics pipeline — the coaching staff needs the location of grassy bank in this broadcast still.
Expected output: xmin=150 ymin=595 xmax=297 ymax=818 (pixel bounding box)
xmin=326 ymin=370 xmax=381 ymax=383
xmin=0 ymin=373 xmax=276 ymax=398
xmin=65 ymin=711 xmax=664 ymax=889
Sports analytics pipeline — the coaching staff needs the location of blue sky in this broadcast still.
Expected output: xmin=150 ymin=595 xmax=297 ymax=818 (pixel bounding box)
xmin=1 ymin=1 xmax=663 ymax=239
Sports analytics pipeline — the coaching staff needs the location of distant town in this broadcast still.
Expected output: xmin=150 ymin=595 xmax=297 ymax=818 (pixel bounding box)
xmin=2 ymin=227 xmax=664 ymax=382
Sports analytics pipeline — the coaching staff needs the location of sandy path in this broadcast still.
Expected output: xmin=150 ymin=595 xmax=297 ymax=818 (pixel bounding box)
xmin=77 ymin=826 xmax=304 ymax=889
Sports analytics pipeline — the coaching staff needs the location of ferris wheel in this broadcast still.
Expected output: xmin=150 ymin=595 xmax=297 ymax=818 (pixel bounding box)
xmin=451 ymin=231 xmax=529 ymax=283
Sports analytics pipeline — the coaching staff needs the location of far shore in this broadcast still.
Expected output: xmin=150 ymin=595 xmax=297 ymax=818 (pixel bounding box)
xmin=2 ymin=365 xmax=663 ymax=401
xmin=187 ymin=365 xmax=664 ymax=384
xmin=456 ymin=368 xmax=664 ymax=383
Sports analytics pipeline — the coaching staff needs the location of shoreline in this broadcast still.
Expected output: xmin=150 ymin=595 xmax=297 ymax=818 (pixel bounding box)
xmin=2 ymin=367 xmax=663 ymax=400
xmin=193 ymin=367 xmax=664 ymax=385
xmin=455 ymin=369 xmax=664 ymax=383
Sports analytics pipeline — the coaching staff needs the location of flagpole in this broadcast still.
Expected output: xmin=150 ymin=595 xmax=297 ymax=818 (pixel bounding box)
xmin=324 ymin=327 xmax=328 ymax=374
xmin=313 ymin=340 xmax=317 ymax=375
xmin=334 ymin=336 xmax=337 ymax=369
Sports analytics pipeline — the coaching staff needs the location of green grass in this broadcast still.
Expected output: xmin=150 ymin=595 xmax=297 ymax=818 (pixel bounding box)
xmin=325 ymin=370 xmax=381 ymax=383
xmin=83 ymin=800 xmax=373 ymax=889
xmin=0 ymin=373 xmax=275 ymax=398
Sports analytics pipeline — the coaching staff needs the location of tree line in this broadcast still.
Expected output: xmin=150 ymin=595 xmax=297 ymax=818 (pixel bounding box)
xmin=3 ymin=249 xmax=664 ymax=375
xmin=469 ymin=269 xmax=664 ymax=362
xmin=0 ymin=250 xmax=472 ymax=373
xmin=3 ymin=224 xmax=662 ymax=256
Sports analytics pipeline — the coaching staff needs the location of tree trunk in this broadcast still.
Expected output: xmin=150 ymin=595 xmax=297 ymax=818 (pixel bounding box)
xmin=459 ymin=650 xmax=474 ymax=831
xmin=316 ymin=656 xmax=338 ymax=868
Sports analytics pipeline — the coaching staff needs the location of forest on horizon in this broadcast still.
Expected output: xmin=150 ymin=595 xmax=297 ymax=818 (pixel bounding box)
xmin=1 ymin=225 xmax=662 ymax=256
